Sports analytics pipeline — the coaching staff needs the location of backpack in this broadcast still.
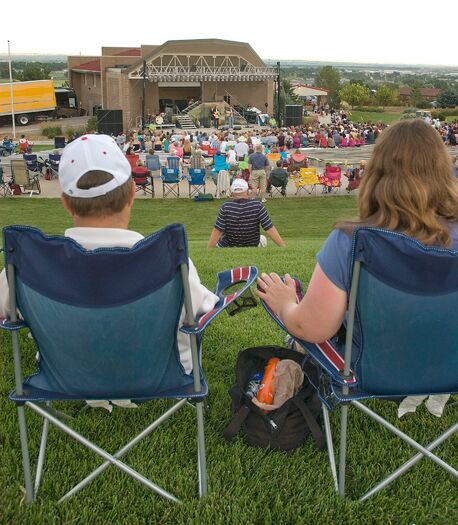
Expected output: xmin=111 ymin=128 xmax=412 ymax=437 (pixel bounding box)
xmin=224 ymin=346 xmax=325 ymax=451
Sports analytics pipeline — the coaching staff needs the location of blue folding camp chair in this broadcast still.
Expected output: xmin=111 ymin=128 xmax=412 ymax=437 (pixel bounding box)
xmin=1 ymin=224 xmax=258 ymax=504
xmin=167 ymin=156 xmax=181 ymax=171
xmin=161 ymin=167 xmax=180 ymax=197
xmin=145 ymin=153 xmax=161 ymax=175
xmin=188 ymin=168 xmax=206 ymax=198
xmin=47 ymin=153 xmax=61 ymax=179
xmin=261 ymin=227 xmax=458 ymax=500
xmin=212 ymin=154 xmax=229 ymax=174
xmin=23 ymin=154 xmax=44 ymax=176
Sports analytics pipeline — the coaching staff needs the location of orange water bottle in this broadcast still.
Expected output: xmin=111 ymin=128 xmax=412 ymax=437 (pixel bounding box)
xmin=256 ymin=357 xmax=280 ymax=405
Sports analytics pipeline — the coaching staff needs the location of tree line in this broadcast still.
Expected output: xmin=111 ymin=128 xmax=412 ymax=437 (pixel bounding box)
xmin=0 ymin=61 xmax=67 ymax=81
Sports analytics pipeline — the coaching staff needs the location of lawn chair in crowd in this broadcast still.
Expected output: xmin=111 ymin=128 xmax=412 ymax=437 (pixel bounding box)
xmin=207 ymin=148 xmax=218 ymax=158
xmin=294 ymin=167 xmax=320 ymax=195
xmin=161 ymin=167 xmax=180 ymax=198
xmin=132 ymin=166 xmax=154 ymax=197
xmin=212 ymin=154 xmax=229 ymax=175
xmin=266 ymin=153 xmax=281 ymax=165
xmin=261 ymin=228 xmax=458 ymax=501
xmin=23 ymin=154 xmax=44 ymax=177
xmin=215 ymin=169 xmax=231 ymax=198
xmin=125 ymin=153 xmax=139 ymax=171
xmin=166 ymin=156 xmax=181 ymax=173
xmin=320 ymin=166 xmax=341 ymax=193
xmin=145 ymin=153 xmax=161 ymax=177
xmin=0 ymin=165 xmax=12 ymax=197
xmin=1 ymin=224 xmax=258 ymax=504
xmin=345 ymin=167 xmax=361 ymax=193
xmin=187 ymin=168 xmax=206 ymax=198
xmin=11 ymin=159 xmax=41 ymax=196
xmin=46 ymin=153 xmax=61 ymax=180
xmin=2 ymin=139 xmax=15 ymax=156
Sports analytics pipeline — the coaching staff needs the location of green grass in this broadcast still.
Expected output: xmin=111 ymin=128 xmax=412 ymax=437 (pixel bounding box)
xmin=349 ymin=111 xmax=402 ymax=125
xmin=1 ymin=198 xmax=457 ymax=525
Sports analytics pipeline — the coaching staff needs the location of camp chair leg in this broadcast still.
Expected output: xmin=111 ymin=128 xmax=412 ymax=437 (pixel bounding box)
xmin=338 ymin=403 xmax=349 ymax=497
xmin=360 ymin=421 xmax=458 ymax=502
xmin=34 ymin=408 xmax=50 ymax=495
xmin=196 ymin=400 xmax=207 ymax=497
xmin=27 ymin=402 xmax=180 ymax=503
xmin=58 ymin=398 xmax=187 ymax=503
xmin=352 ymin=401 xmax=458 ymax=477
xmin=17 ymin=405 xmax=34 ymax=503
xmin=322 ymin=404 xmax=338 ymax=492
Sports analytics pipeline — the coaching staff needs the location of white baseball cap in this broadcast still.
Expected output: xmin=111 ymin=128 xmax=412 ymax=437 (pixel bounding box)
xmin=231 ymin=178 xmax=249 ymax=193
xmin=59 ymin=134 xmax=131 ymax=198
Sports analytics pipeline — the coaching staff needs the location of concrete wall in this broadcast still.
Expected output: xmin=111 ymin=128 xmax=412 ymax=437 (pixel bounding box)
xmin=201 ymin=81 xmax=274 ymax=113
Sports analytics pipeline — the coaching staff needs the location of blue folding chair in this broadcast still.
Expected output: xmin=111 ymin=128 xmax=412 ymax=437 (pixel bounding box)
xmin=47 ymin=153 xmax=61 ymax=179
xmin=212 ymin=154 xmax=229 ymax=174
xmin=23 ymin=154 xmax=44 ymax=176
xmin=1 ymin=224 xmax=258 ymax=504
xmin=167 ymin=156 xmax=181 ymax=171
xmin=188 ymin=168 xmax=206 ymax=198
xmin=145 ymin=153 xmax=161 ymax=176
xmin=161 ymin=167 xmax=180 ymax=198
xmin=261 ymin=227 xmax=458 ymax=500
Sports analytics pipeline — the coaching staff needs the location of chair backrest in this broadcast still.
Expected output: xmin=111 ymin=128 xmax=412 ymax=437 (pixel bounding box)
xmin=167 ymin=156 xmax=181 ymax=170
xmin=297 ymin=167 xmax=319 ymax=186
xmin=189 ymin=168 xmax=206 ymax=184
xmin=11 ymin=159 xmax=30 ymax=186
xmin=161 ymin=166 xmax=179 ymax=182
xmin=126 ymin=154 xmax=139 ymax=170
xmin=207 ymin=148 xmax=218 ymax=157
xmin=3 ymin=224 xmax=196 ymax=399
xmin=267 ymin=153 xmax=281 ymax=163
xmin=145 ymin=154 xmax=161 ymax=171
xmin=49 ymin=154 xmax=61 ymax=169
xmin=348 ymin=228 xmax=458 ymax=396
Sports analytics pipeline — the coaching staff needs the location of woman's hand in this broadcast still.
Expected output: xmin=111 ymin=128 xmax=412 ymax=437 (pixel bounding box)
xmin=256 ymin=272 xmax=298 ymax=318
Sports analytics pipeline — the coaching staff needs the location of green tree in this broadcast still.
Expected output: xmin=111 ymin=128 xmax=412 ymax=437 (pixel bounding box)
xmin=375 ymin=84 xmax=399 ymax=107
xmin=437 ymin=90 xmax=458 ymax=108
xmin=17 ymin=64 xmax=50 ymax=81
xmin=410 ymin=80 xmax=424 ymax=107
xmin=315 ymin=66 xmax=341 ymax=108
xmin=339 ymin=83 xmax=370 ymax=109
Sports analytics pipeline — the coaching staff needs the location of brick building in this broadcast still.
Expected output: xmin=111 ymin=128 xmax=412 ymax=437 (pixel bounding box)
xmin=68 ymin=39 xmax=277 ymax=130
xmin=399 ymin=86 xmax=440 ymax=105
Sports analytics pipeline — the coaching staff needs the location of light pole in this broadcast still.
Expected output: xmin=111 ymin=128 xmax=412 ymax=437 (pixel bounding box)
xmin=276 ymin=61 xmax=281 ymax=127
xmin=7 ymin=40 xmax=16 ymax=139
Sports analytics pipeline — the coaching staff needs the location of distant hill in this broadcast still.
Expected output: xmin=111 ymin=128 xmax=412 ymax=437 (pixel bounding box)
xmin=0 ymin=54 xmax=67 ymax=62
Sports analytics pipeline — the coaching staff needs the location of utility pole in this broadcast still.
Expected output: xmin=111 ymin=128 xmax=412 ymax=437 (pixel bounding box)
xmin=7 ymin=40 xmax=16 ymax=139
xmin=276 ymin=61 xmax=281 ymax=127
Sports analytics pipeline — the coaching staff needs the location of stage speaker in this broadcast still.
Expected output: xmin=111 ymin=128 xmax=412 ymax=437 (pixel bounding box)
xmin=233 ymin=125 xmax=242 ymax=130
xmin=219 ymin=125 xmax=229 ymax=131
xmin=96 ymin=109 xmax=123 ymax=135
xmin=284 ymin=105 xmax=302 ymax=127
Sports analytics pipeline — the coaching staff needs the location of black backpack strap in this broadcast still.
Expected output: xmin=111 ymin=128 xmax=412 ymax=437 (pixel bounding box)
xmin=292 ymin=398 xmax=325 ymax=450
xmin=223 ymin=405 xmax=251 ymax=441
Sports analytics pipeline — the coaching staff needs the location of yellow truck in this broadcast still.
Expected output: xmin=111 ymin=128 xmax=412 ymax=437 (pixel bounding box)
xmin=0 ymin=79 xmax=81 ymax=126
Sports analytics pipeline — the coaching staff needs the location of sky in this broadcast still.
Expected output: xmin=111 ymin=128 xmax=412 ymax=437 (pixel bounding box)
xmin=4 ymin=0 xmax=458 ymax=66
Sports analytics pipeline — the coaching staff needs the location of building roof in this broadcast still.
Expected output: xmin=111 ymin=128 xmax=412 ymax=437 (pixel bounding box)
xmin=294 ymin=85 xmax=329 ymax=97
xmin=114 ymin=48 xmax=141 ymax=57
xmin=399 ymin=86 xmax=440 ymax=97
xmin=71 ymin=59 xmax=101 ymax=73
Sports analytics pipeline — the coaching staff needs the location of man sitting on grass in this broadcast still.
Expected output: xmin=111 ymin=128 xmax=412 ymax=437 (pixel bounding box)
xmin=0 ymin=134 xmax=219 ymax=408
xmin=207 ymin=178 xmax=286 ymax=248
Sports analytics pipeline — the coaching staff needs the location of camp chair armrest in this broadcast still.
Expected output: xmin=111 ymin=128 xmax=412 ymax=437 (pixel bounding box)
xmin=180 ymin=266 xmax=258 ymax=335
xmin=0 ymin=318 xmax=28 ymax=331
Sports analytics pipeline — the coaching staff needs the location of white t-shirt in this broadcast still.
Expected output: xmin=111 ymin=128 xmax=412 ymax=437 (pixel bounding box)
xmin=235 ymin=142 xmax=249 ymax=158
xmin=0 ymin=227 xmax=219 ymax=375
xmin=227 ymin=149 xmax=237 ymax=164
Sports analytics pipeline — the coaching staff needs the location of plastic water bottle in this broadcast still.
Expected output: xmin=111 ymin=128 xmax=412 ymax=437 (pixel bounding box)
xmin=245 ymin=372 xmax=263 ymax=398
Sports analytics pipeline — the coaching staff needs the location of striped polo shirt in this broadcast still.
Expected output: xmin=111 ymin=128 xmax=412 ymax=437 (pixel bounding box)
xmin=215 ymin=199 xmax=273 ymax=247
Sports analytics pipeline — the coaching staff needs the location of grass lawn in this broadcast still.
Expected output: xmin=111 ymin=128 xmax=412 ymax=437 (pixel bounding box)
xmin=349 ymin=111 xmax=401 ymax=125
xmin=0 ymin=197 xmax=457 ymax=525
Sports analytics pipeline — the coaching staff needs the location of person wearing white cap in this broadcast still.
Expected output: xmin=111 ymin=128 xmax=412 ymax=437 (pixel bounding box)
xmin=207 ymin=177 xmax=286 ymax=248
xmin=0 ymin=134 xmax=219 ymax=395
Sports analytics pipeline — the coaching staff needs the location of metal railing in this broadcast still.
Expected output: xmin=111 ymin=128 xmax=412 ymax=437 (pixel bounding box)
xmin=130 ymin=65 xmax=277 ymax=81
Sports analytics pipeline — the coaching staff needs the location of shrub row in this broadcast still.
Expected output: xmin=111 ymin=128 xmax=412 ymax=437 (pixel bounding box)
xmin=353 ymin=106 xmax=385 ymax=113
xmin=41 ymin=126 xmax=63 ymax=138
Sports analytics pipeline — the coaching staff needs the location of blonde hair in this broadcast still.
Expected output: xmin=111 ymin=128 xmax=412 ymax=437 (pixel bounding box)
xmin=339 ymin=119 xmax=458 ymax=247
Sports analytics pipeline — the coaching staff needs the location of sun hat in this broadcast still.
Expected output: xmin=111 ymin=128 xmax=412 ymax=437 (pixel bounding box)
xmin=238 ymin=136 xmax=247 ymax=142
xmin=59 ymin=134 xmax=131 ymax=198
xmin=231 ymin=178 xmax=249 ymax=193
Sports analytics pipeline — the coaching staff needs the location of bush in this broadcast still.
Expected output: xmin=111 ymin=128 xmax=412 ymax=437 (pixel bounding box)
xmin=353 ymin=106 xmax=384 ymax=113
xmin=403 ymin=107 xmax=417 ymax=113
xmin=64 ymin=127 xmax=86 ymax=140
xmin=416 ymin=99 xmax=432 ymax=109
xmin=86 ymin=116 xmax=97 ymax=133
xmin=41 ymin=126 xmax=63 ymax=139
xmin=401 ymin=113 xmax=416 ymax=120
xmin=431 ymin=108 xmax=458 ymax=120
xmin=302 ymin=116 xmax=317 ymax=128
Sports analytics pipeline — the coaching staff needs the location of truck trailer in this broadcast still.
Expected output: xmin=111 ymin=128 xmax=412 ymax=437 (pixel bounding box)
xmin=0 ymin=79 xmax=82 ymax=126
